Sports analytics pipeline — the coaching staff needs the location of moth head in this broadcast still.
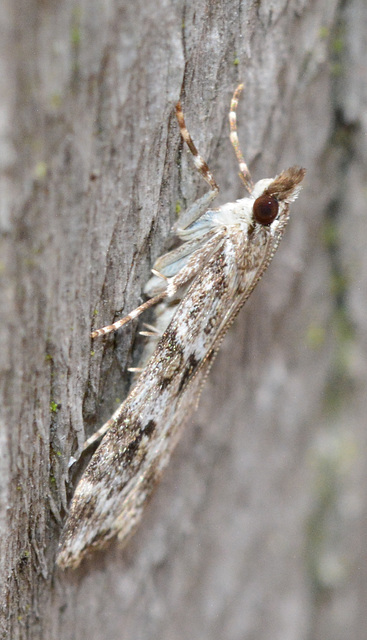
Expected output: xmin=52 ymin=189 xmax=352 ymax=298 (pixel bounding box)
xmin=251 ymin=166 xmax=306 ymax=227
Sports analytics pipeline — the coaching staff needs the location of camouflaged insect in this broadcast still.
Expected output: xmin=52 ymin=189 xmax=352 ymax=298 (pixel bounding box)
xmin=57 ymin=85 xmax=305 ymax=569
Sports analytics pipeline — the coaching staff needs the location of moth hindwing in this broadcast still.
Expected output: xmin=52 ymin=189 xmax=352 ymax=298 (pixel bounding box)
xmin=57 ymin=85 xmax=305 ymax=569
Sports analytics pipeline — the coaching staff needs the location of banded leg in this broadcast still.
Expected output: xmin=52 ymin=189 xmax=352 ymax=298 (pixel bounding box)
xmin=229 ymin=84 xmax=254 ymax=193
xmin=174 ymin=101 xmax=219 ymax=232
xmin=90 ymin=291 xmax=168 ymax=338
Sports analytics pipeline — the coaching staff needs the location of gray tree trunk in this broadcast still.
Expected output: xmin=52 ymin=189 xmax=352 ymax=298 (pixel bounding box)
xmin=1 ymin=0 xmax=366 ymax=638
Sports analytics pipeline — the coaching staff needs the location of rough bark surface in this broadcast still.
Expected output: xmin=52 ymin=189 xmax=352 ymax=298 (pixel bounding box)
xmin=1 ymin=0 xmax=366 ymax=638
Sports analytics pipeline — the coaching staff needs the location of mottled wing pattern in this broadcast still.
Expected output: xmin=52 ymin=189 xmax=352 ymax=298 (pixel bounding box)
xmin=57 ymin=230 xmax=238 ymax=567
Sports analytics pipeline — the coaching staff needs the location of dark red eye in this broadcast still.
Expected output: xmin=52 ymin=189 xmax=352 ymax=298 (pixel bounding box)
xmin=253 ymin=194 xmax=279 ymax=226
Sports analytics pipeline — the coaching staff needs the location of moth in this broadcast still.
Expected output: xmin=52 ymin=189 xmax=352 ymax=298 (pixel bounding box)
xmin=57 ymin=85 xmax=305 ymax=569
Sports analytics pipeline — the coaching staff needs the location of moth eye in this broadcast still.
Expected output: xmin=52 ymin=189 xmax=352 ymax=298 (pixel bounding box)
xmin=253 ymin=194 xmax=279 ymax=226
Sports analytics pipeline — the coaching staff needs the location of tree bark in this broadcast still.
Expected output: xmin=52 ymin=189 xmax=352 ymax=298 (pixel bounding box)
xmin=1 ymin=0 xmax=366 ymax=638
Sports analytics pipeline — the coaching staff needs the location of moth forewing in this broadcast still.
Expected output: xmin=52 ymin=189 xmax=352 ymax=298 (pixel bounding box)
xmin=56 ymin=86 xmax=305 ymax=569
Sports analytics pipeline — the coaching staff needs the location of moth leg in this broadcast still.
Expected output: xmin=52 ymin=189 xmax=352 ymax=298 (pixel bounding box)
xmin=82 ymin=415 xmax=115 ymax=450
xmin=91 ymin=291 xmax=167 ymax=338
xmin=139 ymin=322 xmax=161 ymax=337
xmin=174 ymin=101 xmax=219 ymax=232
xmin=229 ymin=84 xmax=254 ymax=193
xmin=82 ymin=394 xmax=130 ymax=450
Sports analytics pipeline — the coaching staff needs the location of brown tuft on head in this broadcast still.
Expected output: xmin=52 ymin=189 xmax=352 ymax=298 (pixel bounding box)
xmin=264 ymin=166 xmax=306 ymax=201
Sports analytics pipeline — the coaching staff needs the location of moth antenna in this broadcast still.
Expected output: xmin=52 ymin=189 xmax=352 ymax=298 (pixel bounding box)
xmin=176 ymin=101 xmax=219 ymax=193
xmin=151 ymin=268 xmax=169 ymax=282
xmin=229 ymin=83 xmax=254 ymax=193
